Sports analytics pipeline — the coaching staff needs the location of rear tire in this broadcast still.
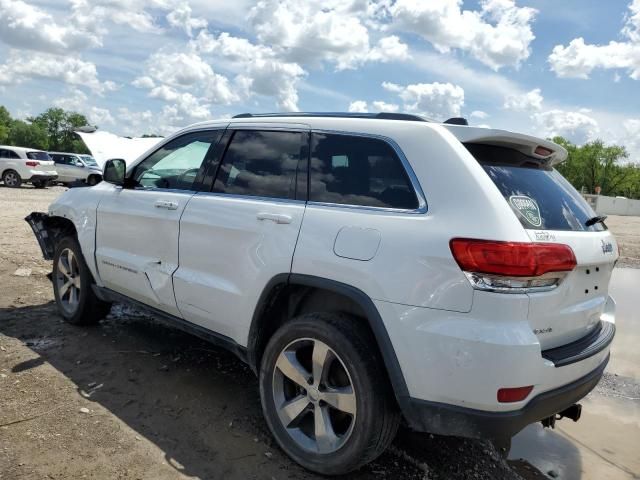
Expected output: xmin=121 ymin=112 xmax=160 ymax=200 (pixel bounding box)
xmin=32 ymin=180 xmax=47 ymax=189
xmin=2 ymin=170 xmax=22 ymax=188
xmin=259 ymin=313 xmax=400 ymax=475
xmin=52 ymin=236 xmax=112 ymax=325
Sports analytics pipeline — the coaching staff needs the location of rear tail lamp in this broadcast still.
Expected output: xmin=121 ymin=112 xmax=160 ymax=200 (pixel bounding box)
xmin=534 ymin=146 xmax=553 ymax=157
xmin=450 ymin=238 xmax=576 ymax=293
xmin=497 ymin=386 xmax=533 ymax=403
xmin=26 ymin=161 xmax=40 ymax=167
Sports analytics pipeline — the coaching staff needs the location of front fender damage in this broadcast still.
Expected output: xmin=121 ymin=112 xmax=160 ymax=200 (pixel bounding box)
xmin=25 ymin=212 xmax=73 ymax=260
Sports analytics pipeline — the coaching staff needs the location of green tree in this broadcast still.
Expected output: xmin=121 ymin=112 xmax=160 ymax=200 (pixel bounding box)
xmin=554 ymin=136 xmax=640 ymax=198
xmin=28 ymin=107 xmax=92 ymax=153
xmin=8 ymin=120 xmax=49 ymax=150
xmin=0 ymin=105 xmax=12 ymax=144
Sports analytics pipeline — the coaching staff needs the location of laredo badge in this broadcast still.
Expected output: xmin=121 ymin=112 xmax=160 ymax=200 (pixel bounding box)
xmin=509 ymin=195 xmax=542 ymax=227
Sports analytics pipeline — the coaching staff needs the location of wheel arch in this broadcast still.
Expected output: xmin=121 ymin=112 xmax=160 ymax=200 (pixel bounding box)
xmin=247 ymin=273 xmax=411 ymax=411
xmin=25 ymin=213 xmax=78 ymax=260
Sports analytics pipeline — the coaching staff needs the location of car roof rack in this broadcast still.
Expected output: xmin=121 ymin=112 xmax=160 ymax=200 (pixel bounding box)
xmin=232 ymin=112 xmax=430 ymax=122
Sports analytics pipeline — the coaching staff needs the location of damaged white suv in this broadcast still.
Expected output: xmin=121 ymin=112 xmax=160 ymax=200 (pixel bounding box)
xmin=27 ymin=113 xmax=617 ymax=475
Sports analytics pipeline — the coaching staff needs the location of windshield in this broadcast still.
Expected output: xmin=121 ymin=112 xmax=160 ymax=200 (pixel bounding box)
xmin=27 ymin=151 xmax=52 ymax=161
xmin=466 ymin=143 xmax=606 ymax=232
xmin=80 ymin=155 xmax=98 ymax=166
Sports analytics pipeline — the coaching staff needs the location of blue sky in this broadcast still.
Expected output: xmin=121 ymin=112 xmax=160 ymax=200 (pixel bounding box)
xmin=1 ymin=0 xmax=639 ymax=159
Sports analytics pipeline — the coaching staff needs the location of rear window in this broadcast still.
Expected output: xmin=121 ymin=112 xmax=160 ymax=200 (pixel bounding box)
xmin=466 ymin=143 xmax=605 ymax=232
xmin=27 ymin=151 xmax=51 ymax=161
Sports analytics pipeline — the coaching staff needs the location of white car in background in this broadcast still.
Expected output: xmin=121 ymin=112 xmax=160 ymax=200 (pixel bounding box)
xmin=0 ymin=145 xmax=58 ymax=188
xmin=48 ymin=152 xmax=103 ymax=186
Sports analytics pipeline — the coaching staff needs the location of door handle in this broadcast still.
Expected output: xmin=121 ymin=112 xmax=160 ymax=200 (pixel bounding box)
xmin=256 ymin=212 xmax=292 ymax=224
xmin=154 ymin=200 xmax=179 ymax=210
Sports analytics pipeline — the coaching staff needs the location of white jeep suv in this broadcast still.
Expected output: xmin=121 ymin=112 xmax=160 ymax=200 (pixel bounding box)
xmin=0 ymin=145 xmax=58 ymax=188
xmin=26 ymin=113 xmax=617 ymax=475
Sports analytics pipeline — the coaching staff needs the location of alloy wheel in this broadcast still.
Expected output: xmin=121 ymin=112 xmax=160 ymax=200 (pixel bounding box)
xmin=4 ymin=172 xmax=18 ymax=187
xmin=272 ymin=338 xmax=357 ymax=454
xmin=55 ymin=248 xmax=81 ymax=314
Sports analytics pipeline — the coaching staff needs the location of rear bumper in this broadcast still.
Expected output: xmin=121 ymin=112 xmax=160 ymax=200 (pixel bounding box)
xmin=28 ymin=174 xmax=58 ymax=183
xmin=403 ymin=354 xmax=608 ymax=439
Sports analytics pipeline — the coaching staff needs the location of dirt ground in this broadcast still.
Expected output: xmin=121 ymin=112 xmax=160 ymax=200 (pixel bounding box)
xmin=0 ymin=185 xmax=637 ymax=480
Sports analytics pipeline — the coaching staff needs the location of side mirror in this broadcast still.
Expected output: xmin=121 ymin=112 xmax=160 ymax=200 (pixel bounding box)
xmin=103 ymin=158 xmax=126 ymax=186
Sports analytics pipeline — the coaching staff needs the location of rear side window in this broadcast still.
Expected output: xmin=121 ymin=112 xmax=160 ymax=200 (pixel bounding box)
xmin=27 ymin=151 xmax=51 ymax=161
xmin=309 ymin=133 xmax=418 ymax=210
xmin=466 ymin=143 xmax=605 ymax=232
xmin=213 ymin=130 xmax=305 ymax=200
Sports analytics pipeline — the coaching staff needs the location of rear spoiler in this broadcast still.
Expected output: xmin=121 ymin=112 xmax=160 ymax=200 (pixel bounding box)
xmin=441 ymin=125 xmax=568 ymax=166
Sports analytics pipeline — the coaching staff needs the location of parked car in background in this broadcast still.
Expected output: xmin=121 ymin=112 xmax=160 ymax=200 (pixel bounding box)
xmin=48 ymin=152 xmax=103 ymax=186
xmin=0 ymin=145 xmax=58 ymax=188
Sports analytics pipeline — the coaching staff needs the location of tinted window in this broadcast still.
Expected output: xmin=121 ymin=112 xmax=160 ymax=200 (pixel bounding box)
xmin=213 ymin=130 xmax=304 ymax=200
xmin=134 ymin=130 xmax=222 ymax=190
xmin=309 ymin=133 xmax=418 ymax=209
xmin=81 ymin=155 xmax=98 ymax=166
xmin=27 ymin=151 xmax=51 ymax=161
xmin=467 ymin=143 xmax=605 ymax=232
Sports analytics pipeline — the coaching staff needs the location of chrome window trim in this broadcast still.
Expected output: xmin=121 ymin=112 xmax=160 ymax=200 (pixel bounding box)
xmin=308 ymin=129 xmax=428 ymax=215
xmin=194 ymin=191 xmax=307 ymax=205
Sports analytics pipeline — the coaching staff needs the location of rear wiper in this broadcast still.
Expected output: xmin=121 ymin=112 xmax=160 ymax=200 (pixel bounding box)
xmin=585 ymin=215 xmax=607 ymax=227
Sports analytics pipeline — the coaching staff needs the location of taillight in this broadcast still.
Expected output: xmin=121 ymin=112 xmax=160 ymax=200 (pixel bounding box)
xmin=26 ymin=161 xmax=40 ymax=167
xmin=450 ymin=238 xmax=576 ymax=293
xmin=497 ymin=386 xmax=533 ymax=403
xmin=534 ymin=146 xmax=553 ymax=157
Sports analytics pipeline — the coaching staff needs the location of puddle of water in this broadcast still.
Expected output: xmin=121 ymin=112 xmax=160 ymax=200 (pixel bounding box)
xmin=510 ymin=268 xmax=640 ymax=479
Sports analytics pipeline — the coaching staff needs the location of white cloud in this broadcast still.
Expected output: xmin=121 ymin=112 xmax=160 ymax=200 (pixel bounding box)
xmin=534 ymin=109 xmax=599 ymax=144
xmin=149 ymin=86 xmax=211 ymax=119
xmin=0 ymin=0 xmax=100 ymax=53
xmin=347 ymin=100 xmax=400 ymax=113
xmin=383 ymin=81 xmax=465 ymax=119
xmin=53 ymin=88 xmax=115 ymax=125
xmin=166 ymin=2 xmax=208 ymax=37
xmin=0 ymin=50 xmax=116 ymax=94
xmin=193 ymin=31 xmax=306 ymax=110
xmin=470 ymin=110 xmax=489 ymax=119
xmin=504 ymin=88 xmax=543 ymax=111
xmin=348 ymin=100 xmax=369 ymax=113
xmin=548 ymin=0 xmax=640 ymax=80
xmin=132 ymin=76 xmax=156 ymax=89
xmin=372 ymin=101 xmax=400 ymax=112
xmin=389 ymin=0 xmax=537 ymax=70
xmin=248 ymin=0 xmax=410 ymax=70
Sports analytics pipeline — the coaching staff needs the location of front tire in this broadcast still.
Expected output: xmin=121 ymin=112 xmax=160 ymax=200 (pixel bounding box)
xmin=52 ymin=237 xmax=111 ymax=325
xmin=2 ymin=170 xmax=22 ymax=188
xmin=87 ymin=175 xmax=100 ymax=186
xmin=260 ymin=313 xmax=400 ymax=475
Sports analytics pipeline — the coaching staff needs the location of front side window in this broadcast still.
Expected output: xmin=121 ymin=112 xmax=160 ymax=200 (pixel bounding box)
xmin=133 ymin=130 xmax=222 ymax=190
xmin=213 ymin=130 xmax=305 ymax=200
xmin=309 ymin=133 xmax=418 ymax=210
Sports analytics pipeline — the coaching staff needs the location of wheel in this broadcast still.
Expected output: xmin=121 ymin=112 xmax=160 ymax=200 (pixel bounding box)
xmin=87 ymin=175 xmax=100 ymax=186
xmin=52 ymin=237 xmax=112 ymax=325
xmin=32 ymin=180 xmax=47 ymax=189
xmin=2 ymin=170 xmax=22 ymax=188
xmin=259 ymin=313 xmax=400 ymax=475
xmin=491 ymin=437 xmax=512 ymax=458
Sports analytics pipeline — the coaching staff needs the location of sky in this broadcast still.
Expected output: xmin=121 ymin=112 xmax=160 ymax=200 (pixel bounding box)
xmin=1 ymin=0 xmax=640 ymax=159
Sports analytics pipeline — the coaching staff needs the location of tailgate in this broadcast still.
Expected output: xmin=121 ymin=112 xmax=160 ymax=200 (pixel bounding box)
xmin=525 ymin=230 xmax=617 ymax=349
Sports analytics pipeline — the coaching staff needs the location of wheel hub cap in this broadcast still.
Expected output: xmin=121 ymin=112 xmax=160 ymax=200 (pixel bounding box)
xmin=55 ymin=248 xmax=81 ymax=314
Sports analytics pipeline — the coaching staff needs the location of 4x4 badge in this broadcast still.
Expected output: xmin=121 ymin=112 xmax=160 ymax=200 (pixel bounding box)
xmin=509 ymin=195 xmax=542 ymax=227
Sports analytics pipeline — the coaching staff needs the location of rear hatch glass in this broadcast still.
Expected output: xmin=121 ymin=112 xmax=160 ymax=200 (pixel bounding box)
xmin=465 ymin=143 xmax=605 ymax=232
xmin=465 ymin=143 xmax=616 ymax=350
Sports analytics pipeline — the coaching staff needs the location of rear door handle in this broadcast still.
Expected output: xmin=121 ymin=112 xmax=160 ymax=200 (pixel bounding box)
xmin=256 ymin=212 xmax=292 ymax=224
xmin=154 ymin=200 xmax=179 ymax=210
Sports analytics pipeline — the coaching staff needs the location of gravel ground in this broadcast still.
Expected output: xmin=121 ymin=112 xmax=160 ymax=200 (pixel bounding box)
xmin=1 ymin=185 xmax=638 ymax=480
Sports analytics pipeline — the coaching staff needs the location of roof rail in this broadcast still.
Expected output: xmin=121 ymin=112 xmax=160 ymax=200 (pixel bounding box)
xmin=231 ymin=112 xmax=429 ymax=122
